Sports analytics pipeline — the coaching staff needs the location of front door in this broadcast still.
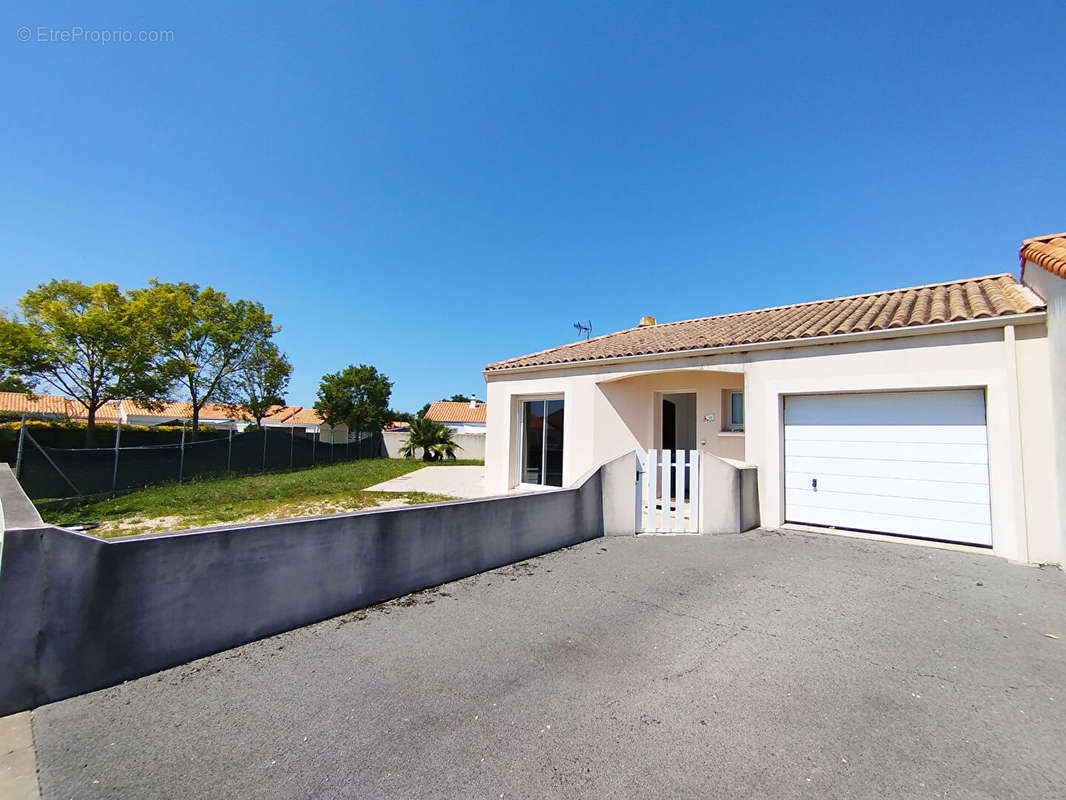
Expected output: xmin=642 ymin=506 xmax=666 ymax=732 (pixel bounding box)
xmin=661 ymin=393 xmax=697 ymax=499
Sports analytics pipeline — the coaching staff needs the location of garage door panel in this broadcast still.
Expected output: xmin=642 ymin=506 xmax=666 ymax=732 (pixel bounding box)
xmin=785 ymin=456 xmax=990 ymax=484
xmin=784 ymin=423 xmax=988 ymax=446
xmin=785 ymin=504 xmax=993 ymax=546
xmin=783 ymin=390 xmax=992 ymax=547
xmin=785 ymin=390 xmax=986 ymax=427
xmin=786 ymin=488 xmax=991 ymax=525
xmin=786 ymin=438 xmax=989 ymax=465
xmin=785 ymin=472 xmax=991 ymax=504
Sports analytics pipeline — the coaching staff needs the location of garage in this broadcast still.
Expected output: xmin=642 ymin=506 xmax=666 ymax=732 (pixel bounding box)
xmin=784 ymin=390 xmax=992 ymax=546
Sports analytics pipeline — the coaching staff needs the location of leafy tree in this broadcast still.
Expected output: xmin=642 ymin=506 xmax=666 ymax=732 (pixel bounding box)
xmin=313 ymin=364 xmax=392 ymax=436
xmin=0 ymin=367 xmax=32 ymax=393
xmin=0 ymin=282 xmax=166 ymax=445
xmin=387 ymin=410 xmax=416 ymax=425
xmin=400 ymin=416 xmax=461 ymax=461
xmin=133 ymin=281 xmax=278 ymax=438
xmin=235 ymin=341 xmax=292 ymax=427
xmin=416 ymin=402 xmax=432 ymax=420
xmin=447 ymin=394 xmax=471 ymax=403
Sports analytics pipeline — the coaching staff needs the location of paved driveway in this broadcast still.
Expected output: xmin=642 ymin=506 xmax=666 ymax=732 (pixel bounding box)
xmin=367 ymin=465 xmax=488 ymax=498
xmin=33 ymin=531 xmax=1066 ymax=799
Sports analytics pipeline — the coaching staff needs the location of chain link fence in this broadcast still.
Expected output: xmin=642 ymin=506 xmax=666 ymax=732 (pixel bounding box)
xmin=10 ymin=423 xmax=385 ymax=501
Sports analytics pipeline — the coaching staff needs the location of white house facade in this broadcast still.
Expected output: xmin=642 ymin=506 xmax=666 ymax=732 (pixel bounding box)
xmin=484 ymin=238 xmax=1066 ymax=566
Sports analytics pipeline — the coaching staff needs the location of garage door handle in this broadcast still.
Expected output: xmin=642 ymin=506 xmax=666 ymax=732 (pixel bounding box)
xmin=811 ymin=478 xmax=817 ymax=490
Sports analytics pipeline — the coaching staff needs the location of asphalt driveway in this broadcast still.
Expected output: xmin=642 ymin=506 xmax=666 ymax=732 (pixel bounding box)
xmin=32 ymin=531 xmax=1066 ymax=799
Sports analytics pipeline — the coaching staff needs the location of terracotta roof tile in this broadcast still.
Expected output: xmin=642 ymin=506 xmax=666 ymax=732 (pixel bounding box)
xmin=0 ymin=391 xmax=70 ymax=417
xmin=288 ymin=407 xmax=323 ymax=425
xmin=485 ymin=274 xmax=1044 ymax=372
xmin=66 ymin=400 xmax=123 ymax=422
xmin=1021 ymin=233 xmax=1066 ymax=280
xmin=424 ymin=401 xmax=487 ymax=424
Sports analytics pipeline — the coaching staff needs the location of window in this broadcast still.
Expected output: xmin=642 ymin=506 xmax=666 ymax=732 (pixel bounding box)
xmin=727 ymin=391 xmax=744 ymax=431
xmin=520 ymin=399 xmax=565 ymax=486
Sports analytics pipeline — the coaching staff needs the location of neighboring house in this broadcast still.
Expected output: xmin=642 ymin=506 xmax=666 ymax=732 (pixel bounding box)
xmin=0 ymin=394 xmax=350 ymax=440
xmin=121 ymin=401 xmax=250 ymax=430
xmin=0 ymin=393 xmax=125 ymax=424
xmin=424 ymin=399 xmax=487 ymax=434
xmin=0 ymin=391 xmax=71 ymax=419
xmin=262 ymin=405 xmax=348 ymax=443
xmin=484 ymin=233 xmax=1066 ymax=566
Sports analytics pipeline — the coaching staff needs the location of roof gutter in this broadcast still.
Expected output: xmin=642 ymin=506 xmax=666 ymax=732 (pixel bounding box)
xmin=483 ymin=311 xmax=1048 ymax=377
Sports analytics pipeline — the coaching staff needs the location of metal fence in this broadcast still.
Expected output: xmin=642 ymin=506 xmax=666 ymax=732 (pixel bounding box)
xmin=10 ymin=423 xmax=385 ymax=501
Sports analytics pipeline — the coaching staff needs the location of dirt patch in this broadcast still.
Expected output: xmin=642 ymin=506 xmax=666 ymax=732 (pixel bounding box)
xmin=91 ymin=497 xmax=414 ymax=537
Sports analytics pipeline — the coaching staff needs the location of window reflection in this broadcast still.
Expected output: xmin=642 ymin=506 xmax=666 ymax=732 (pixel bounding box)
xmin=522 ymin=399 xmax=564 ymax=487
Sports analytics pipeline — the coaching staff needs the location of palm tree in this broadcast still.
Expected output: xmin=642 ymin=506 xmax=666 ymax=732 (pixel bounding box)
xmin=400 ymin=417 xmax=462 ymax=461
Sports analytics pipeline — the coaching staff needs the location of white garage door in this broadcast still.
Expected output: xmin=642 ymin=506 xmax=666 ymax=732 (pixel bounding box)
xmin=784 ymin=390 xmax=992 ymax=547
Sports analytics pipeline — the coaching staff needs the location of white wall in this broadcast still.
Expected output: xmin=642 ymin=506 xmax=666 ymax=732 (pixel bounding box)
xmin=485 ymin=320 xmax=1060 ymax=565
xmin=382 ymin=431 xmax=486 ymax=460
xmin=443 ymin=422 xmax=487 ymax=434
xmin=485 ymin=366 xmax=744 ymax=493
xmin=1021 ymin=262 xmax=1066 ymax=561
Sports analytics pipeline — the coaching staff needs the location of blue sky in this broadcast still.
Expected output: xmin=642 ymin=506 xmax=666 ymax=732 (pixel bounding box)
xmin=2 ymin=1 xmax=1064 ymax=412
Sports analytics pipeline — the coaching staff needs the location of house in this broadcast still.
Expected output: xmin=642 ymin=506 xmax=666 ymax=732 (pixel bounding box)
xmin=0 ymin=391 xmax=72 ymax=420
xmin=0 ymin=393 xmax=126 ymax=424
xmin=484 ymin=234 xmax=1066 ymax=566
xmin=261 ymin=405 xmax=348 ymax=443
xmin=424 ymin=399 xmax=487 ymax=433
xmin=121 ymin=401 xmax=250 ymax=430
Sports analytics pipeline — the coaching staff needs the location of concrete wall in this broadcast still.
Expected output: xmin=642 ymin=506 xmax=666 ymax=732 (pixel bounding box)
xmin=485 ymin=318 xmax=1060 ymax=565
xmin=382 ymin=431 xmax=486 ymax=461
xmin=0 ymin=465 xmax=606 ymax=715
xmin=699 ymin=455 xmax=760 ymax=534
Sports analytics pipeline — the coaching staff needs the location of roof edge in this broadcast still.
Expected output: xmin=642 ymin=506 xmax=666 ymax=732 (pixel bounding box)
xmin=484 ymin=273 xmax=1024 ymax=372
xmin=483 ymin=310 xmax=1048 ymax=376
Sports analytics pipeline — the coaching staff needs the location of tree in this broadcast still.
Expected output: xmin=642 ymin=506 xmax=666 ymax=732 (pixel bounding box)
xmin=235 ymin=341 xmax=292 ymax=427
xmin=447 ymin=394 xmax=471 ymax=403
xmin=0 ymin=282 xmax=167 ymax=445
xmin=400 ymin=417 xmax=461 ymax=461
xmin=416 ymin=402 xmax=432 ymax=420
xmin=134 ymin=281 xmax=279 ymax=438
xmin=0 ymin=367 xmax=32 ymax=393
xmin=313 ymin=364 xmax=392 ymax=436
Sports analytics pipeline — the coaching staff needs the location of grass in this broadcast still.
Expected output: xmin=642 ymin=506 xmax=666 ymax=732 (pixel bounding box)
xmin=40 ymin=458 xmax=484 ymax=537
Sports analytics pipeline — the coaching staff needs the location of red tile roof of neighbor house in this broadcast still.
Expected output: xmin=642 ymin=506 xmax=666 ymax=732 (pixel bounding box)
xmin=1022 ymin=233 xmax=1066 ymax=279
xmin=66 ymin=400 xmax=123 ymax=422
xmin=0 ymin=391 xmax=71 ymax=417
xmin=121 ymin=401 xmax=249 ymax=421
xmin=262 ymin=405 xmax=325 ymax=425
xmin=424 ymin=401 xmax=487 ymax=424
xmin=484 ymin=274 xmax=1045 ymax=372
xmin=0 ymin=394 xmax=329 ymax=425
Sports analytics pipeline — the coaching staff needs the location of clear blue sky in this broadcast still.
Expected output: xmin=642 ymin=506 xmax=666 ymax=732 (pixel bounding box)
xmin=2 ymin=1 xmax=1064 ymax=412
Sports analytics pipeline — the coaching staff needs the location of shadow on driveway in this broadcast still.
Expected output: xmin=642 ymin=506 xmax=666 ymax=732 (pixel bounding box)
xmin=33 ymin=530 xmax=1066 ymax=799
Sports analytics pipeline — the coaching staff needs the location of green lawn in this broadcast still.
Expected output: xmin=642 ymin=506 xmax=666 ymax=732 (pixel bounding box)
xmin=41 ymin=458 xmax=483 ymax=537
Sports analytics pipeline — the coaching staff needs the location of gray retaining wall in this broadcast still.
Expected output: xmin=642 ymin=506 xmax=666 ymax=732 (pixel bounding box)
xmin=0 ymin=463 xmax=609 ymax=715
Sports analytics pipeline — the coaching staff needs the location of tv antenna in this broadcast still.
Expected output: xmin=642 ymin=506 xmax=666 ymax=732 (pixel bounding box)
xmin=573 ymin=320 xmax=592 ymax=340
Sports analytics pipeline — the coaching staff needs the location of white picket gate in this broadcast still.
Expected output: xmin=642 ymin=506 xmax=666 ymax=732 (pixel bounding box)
xmin=637 ymin=449 xmax=701 ymax=533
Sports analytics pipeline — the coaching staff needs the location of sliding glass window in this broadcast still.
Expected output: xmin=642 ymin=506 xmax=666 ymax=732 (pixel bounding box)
xmin=521 ymin=399 xmax=565 ymax=487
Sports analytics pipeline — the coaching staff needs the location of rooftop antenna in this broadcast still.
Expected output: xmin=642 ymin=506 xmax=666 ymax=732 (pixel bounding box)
xmin=573 ymin=320 xmax=592 ymax=340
